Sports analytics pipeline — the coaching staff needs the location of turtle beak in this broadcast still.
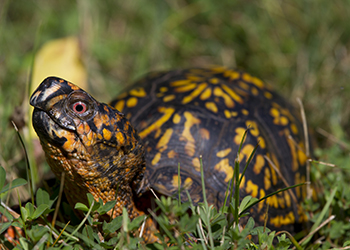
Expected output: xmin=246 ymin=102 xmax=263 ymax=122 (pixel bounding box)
xmin=30 ymin=77 xmax=72 ymax=111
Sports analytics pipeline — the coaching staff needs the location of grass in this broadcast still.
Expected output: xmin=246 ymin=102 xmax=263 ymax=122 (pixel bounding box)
xmin=0 ymin=131 xmax=307 ymax=249
xmin=1 ymin=0 xmax=350 ymax=249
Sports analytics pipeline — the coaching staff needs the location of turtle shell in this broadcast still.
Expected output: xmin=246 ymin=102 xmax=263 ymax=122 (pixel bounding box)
xmin=110 ymin=67 xmax=308 ymax=231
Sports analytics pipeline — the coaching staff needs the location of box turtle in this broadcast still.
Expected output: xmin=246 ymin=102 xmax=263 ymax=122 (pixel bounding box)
xmin=30 ymin=67 xmax=308 ymax=242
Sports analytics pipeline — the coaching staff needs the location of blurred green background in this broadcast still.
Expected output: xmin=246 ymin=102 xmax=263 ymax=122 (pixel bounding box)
xmin=1 ymin=1 xmax=349 ymax=194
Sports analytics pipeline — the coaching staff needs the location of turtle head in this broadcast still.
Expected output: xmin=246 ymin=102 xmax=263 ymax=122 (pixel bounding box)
xmin=30 ymin=77 xmax=146 ymax=215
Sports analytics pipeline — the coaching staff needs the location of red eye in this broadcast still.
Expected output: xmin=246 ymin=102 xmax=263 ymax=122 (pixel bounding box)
xmin=73 ymin=101 xmax=87 ymax=114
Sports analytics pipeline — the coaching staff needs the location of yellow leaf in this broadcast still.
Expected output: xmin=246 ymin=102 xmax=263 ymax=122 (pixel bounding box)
xmin=30 ymin=36 xmax=87 ymax=138
xmin=31 ymin=36 xmax=87 ymax=90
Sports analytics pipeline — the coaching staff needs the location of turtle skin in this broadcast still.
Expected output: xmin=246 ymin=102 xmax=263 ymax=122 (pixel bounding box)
xmin=30 ymin=67 xmax=308 ymax=242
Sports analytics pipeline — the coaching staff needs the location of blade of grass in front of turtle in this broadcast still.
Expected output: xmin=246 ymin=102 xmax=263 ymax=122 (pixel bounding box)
xmin=48 ymin=172 xmax=66 ymax=248
xmin=51 ymin=221 xmax=71 ymax=247
xmin=297 ymin=98 xmax=311 ymax=199
xmin=199 ymin=155 xmax=214 ymax=248
xmin=184 ymin=189 xmax=208 ymax=249
xmin=239 ymin=182 xmax=305 ymax=216
xmin=26 ymin=22 xmax=43 ymax=191
xmin=230 ymin=128 xmax=248 ymax=202
xmin=239 ymin=142 xmax=259 ymax=185
xmin=300 ymin=186 xmax=337 ymax=246
xmin=70 ymin=199 xmax=95 ymax=237
xmin=17 ymin=189 xmax=28 ymax=238
xmin=275 ymin=230 xmax=303 ymax=250
xmin=230 ymin=127 xmax=249 ymax=228
xmin=12 ymin=121 xmax=34 ymax=204
xmin=235 ymin=141 xmax=259 ymax=227
xmin=178 ymin=163 xmax=181 ymax=205
xmin=234 ymin=158 xmax=240 ymax=228
xmin=147 ymin=208 xmax=177 ymax=244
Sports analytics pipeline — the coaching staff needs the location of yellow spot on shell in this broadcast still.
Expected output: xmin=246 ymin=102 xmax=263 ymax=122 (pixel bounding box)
xmin=258 ymin=136 xmax=266 ymax=149
xmin=229 ymin=71 xmax=240 ymax=80
xmin=251 ymin=87 xmax=259 ymax=96
xmin=258 ymin=189 xmax=266 ymax=212
xmin=139 ymin=107 xmax=175 ymax=138
xmin=184 ymin=177 xmax=193 ymax=189
xmin=154 ymin=128 xmax=162 ymax=139
xmin=242 ymin=109 xmax=249 ymax=115
xmin=199 ymin=128 xmax=210 ymax=140
xmin=103 ymin=128 xmax=112 ymax=141
xmin=205 ymin=102 xmax=218 ymax=113
xmin=242 ymin=73 xmax=252 ymax=83
xmin=298 ymin=142 xmax=307 ymax=166
xmin=239 ymin=81 xmax=250 ymax=90
xmin=173 ymin=113 xmax=181 ymax=124
xmin=270 ymin=107 xmax=289 ymax=126
xmin=291 ymin=123 xmax=298 ymax=134
xmin=152 ymin=152 xmax=161 ymax=165
xmin=192 ymin=157 xmax=201 ymax=172
xmin=280 ymin=116 xmax=289 ymax=126
xmin=234 ymin=127 xmax=246 ymax=145
xmin=213 ymin=87 xmax=234 ymax=108
xmin=170 ymin=79 xmax=192 ymax=87
xmin=214 ymin=158 xmax=233 ymax=183
xmin=181 ymin=112 xmax=201 ymax=157
xmin=182 ymin=83 xmax=207 ymax=104
xmin=251 ymin=76 xmax=264 ymax=88
xmin=175 ymin=83 xmax=197 ymax=92
xmin=239 ymin=174 xmax=245 ymax=188
xmin=216 ymin=148 xmax=232 ymax=158
xmin=172 ymin=176 xmax=193 ymax=189
xmin=129 ymin=88 xmax=146 ymax=97
xmin=246 ymin=120 xmax=259 ymax=137
xmin=156 ymin=128 xmax=173 ymax=152
xmin=239 ymin=144 xmax=255 ymax=162
xmin=284 ymin=192 xmax=291 ymax=208
xmin=225 ymin=110 xmax=238 ymax=119
xmin=210 ymin=78 xmax=219 ymax=84
xmin=172 ymin=175 xmax=180 ymax=188
xmin=221 ymin=84 xmax=243 ymax=103
xmin=246 ymin=180 xmax=258 ymax=197
xmin=278 ymin=195 xmax=285 ymax=209
xmin=266 ymin=195 xmax=279 ymax=208
xmin=253 ymin=154 xmax=265 ymax=175
xmin=270 ymin=211 xmax=295 ymax=227
xmin=163 ymin=95 xmax=176 ymax=102
xmin=126 ymin=97 xmax=138 ymax=108
xmin=200 ymin=87 xmax=212 ymax=101
xmin=167 ymin=150 xmax=177 ymax=158
xmin=270 ymin=107 xmax=279 ymax=117
xmin=264 ymin=91 xmax=273 ymax=99
xmin=159 ymin=86 xmax=168 ymax=92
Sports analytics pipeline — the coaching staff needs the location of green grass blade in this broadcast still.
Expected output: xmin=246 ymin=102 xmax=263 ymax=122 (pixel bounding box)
xmin=239 ymin=182 xmax=305 ymax=216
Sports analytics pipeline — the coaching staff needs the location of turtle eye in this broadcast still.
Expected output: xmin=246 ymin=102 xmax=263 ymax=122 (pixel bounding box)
xmin=72 ymin=101 xmax=87 ymax=114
